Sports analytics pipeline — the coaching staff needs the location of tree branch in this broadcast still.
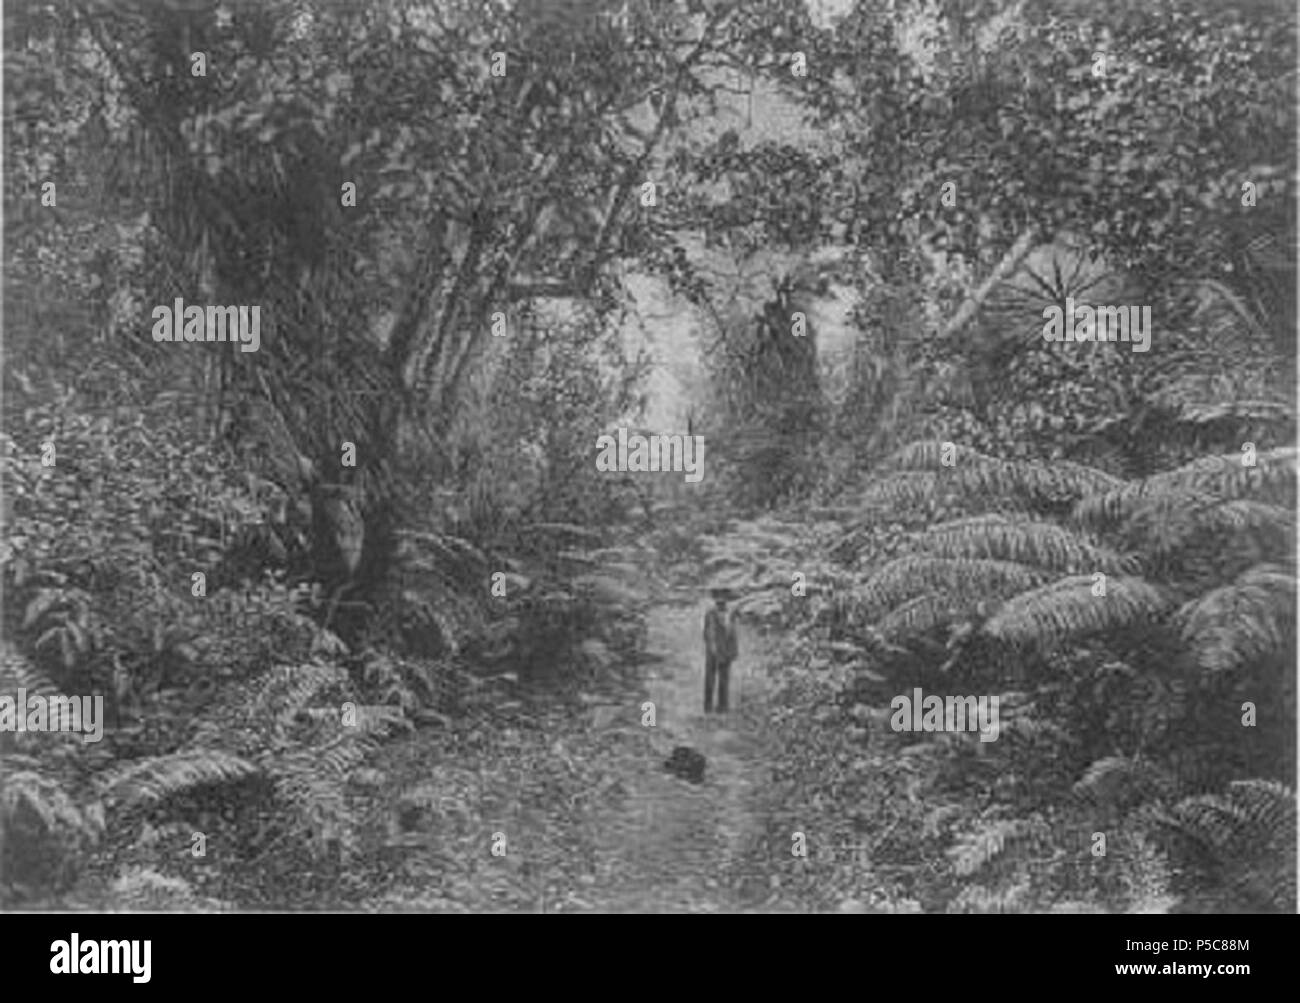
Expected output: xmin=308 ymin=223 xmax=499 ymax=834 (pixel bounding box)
xmin=405 ymin=6 xmax=734 ymax=410
xmin=385 ymin=211 xmax=452 ymax=393
xmin=939 ymin=227 xmax=1040 ymax=341
xmin=417 ymin=201 xmax=494 ymax=395
xmin=443 ymin=191 xmax=558 ymax=397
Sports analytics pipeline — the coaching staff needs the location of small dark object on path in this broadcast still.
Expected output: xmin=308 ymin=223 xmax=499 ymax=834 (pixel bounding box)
xmin=663 ymin=745 xmax=706 ymax=783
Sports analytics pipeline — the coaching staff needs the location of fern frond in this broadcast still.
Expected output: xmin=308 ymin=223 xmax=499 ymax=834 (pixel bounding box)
xmin=1073 ymin=756 xmax=1175 ymax=810
xmin=1168 ymin=780 xmax=1294 ymax=852
xmin=396 ymin=529 xmax=489 ymax=576
xmin=248 ymin=662 xmax=349 ymax=725
xmin=878 ymin=592 xmax=971 ymax=638
xmin=347 ymin=703 xmax=412 ymax=734
xmin=922 ymin=514 xmax=1137 ymax=574
xmin=949 ymin=878 xmax=1033 ymax=913
xmin=947 ymin=819 xmax=1036 ymax=877
xmin=1050 ymin=900 xmax=1110 ymax=913
xmin=1160 ymin=779 xmax=1296 ymax=912
xmin=273 ymin=742 xmax=372 ymax=805
xmin=1121 ymin=835 xmax=1177 ymax=914
xmin=1100 ymin=491 xmax=1295 ymax=562
xmin=855 ymin=557 xmax=1052 ymax=617
xmin=1203 ymin=500 xmax=1297 ymax=538
xmin=0 ymin=643 xmax=63 ymax=699
xmin=97 ymin=750 xmax=261 ymax=807
xmin=853 ymin=471 xmax=949 ymax=512
xmin=519 ymin=522 xmax=607 ymax=544
xmin=1 ymin=769 xmax=102 ymax=841
xmin=110 ymin=868 xmax=232 ymax=911
xmin=267 ymin=727 xmax=381 ymax=859
xmin=886 ymin=440 xmax=1123 ymax=499
xmin=997 ymin=709 xmax=1070 ymax=743
xmin=1178 ymin=563 xmax=1296 ymax=673
xmin=1168 ymin=398 xmax=1295 ymax=427
xmin=983 ymin=575 xmax=1171 ymax=650
xmin=572 ymin=572 xmax=649 ymax=606
xmin=1075 ymin=447 xmax=1297 ymax=525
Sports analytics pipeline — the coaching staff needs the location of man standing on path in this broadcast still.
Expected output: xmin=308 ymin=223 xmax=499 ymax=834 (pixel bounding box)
xmin=703 ymin=588 xmax=738 ymax=714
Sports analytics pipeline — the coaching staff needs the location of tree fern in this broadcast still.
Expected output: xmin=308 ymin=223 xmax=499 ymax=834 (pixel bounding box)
xmin=843 ymin=389 xmax=1293 ymax=915
xmin=858 ymin=443 xmax=1291 ymax=674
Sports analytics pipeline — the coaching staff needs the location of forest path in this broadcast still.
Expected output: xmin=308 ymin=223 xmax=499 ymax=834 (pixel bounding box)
xmin=559 ymin=514 xmax=824 ymax=913
xmin=568 ymin=592 xmax=773 ymax=912
xmin=369 ymin=516 xmax=818 ymax=914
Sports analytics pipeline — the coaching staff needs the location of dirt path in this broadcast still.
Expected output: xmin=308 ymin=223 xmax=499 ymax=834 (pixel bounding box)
xmin=370 ymin=519 xmax=809 ymax=913
xmin=573 ymin=592 xmax=772 ymax=912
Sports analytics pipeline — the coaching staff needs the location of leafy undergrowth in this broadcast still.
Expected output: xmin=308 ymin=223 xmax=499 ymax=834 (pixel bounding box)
xmin=41 ymin=504 xmax=1283 ymax=915
xmin=58 ymin=516 xmax=908 ymax=914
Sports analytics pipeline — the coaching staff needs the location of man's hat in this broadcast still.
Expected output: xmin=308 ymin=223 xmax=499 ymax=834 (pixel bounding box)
xmin=709 ymin=586 xmax=735 ymax=600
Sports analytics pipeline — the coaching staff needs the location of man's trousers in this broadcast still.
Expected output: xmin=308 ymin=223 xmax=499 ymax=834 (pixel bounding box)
xmin=704 ymin=652 xmax=731 ymax=713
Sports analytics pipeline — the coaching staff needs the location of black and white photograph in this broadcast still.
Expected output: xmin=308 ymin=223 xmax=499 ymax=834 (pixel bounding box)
xmin=1 ymin=0 xmax=1295 ymax=950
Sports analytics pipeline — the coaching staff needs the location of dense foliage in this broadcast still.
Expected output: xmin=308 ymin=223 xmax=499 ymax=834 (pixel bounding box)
xmin=2 ymin=0 xmax=1294 ymax=913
